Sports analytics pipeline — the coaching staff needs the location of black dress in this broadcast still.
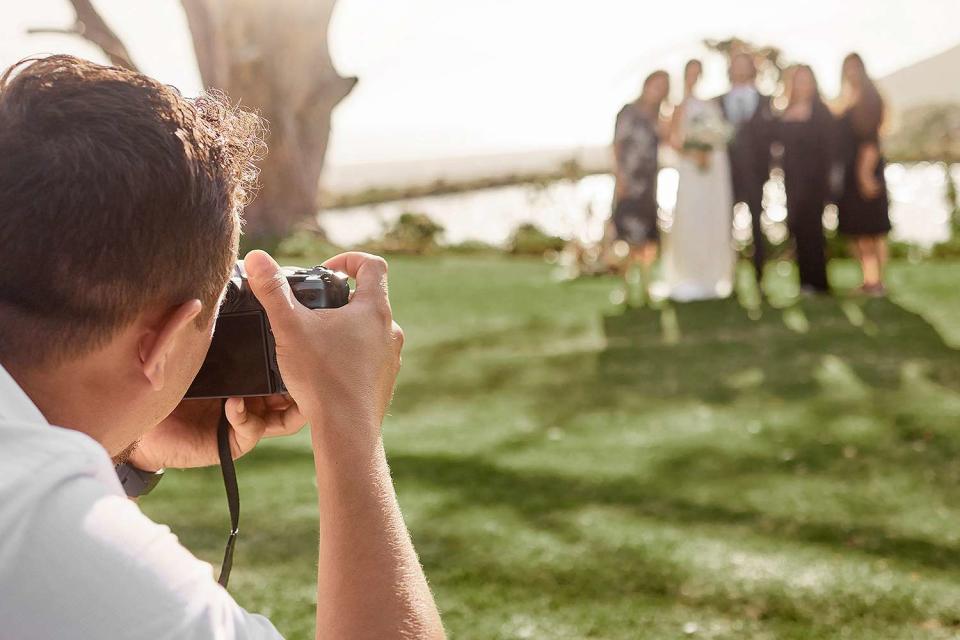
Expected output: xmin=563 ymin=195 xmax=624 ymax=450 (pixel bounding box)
xmin=778 ymin=104 xmax=834 ymax=292
xmin=837 ymin=110 xmax=891 ymax=236
xmin=612 ymin=103 xmax=660 ymax=245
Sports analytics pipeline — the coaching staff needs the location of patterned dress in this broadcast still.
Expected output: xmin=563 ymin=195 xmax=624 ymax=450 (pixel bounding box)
xmin=613 ymin=103 xmax=660 ymax=245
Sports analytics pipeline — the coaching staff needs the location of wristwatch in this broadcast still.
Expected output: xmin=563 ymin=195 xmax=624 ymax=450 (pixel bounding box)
xmin=115 ymin=462 xmax=165 ymax=498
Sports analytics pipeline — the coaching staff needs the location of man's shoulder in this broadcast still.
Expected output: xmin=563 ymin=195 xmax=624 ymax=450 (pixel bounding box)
xmin=0 ymin=421 xmax=284 ymax=640
xmin=0 ymin=417 xmax=119 ymax=502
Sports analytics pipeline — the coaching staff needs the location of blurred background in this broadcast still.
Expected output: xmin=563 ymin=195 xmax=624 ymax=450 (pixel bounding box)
xmin=4 ymin=2 xmax=960 ymax=638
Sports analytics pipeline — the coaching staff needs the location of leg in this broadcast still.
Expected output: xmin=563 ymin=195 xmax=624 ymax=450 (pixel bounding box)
xmin=617 ymin=243 xmax=645 ymax=306
xmin=620 ymin=248 xmax=636 ymax=303
xmin=639 ymin=240 xmax=658 ymax=299
xmin=851 ymin=236 xmax=866 ymax=287
xmin=748 ymin=193 xmax=766 ymax=285
xmin=848 ymin=237 xmax=861 ymax=264
xmin=859 ymin=237 xmax=881 ymax=288
xmin=875 ymin=234 xmax=888 ymax=285
xmin=794 ymin=203 xmax=829 ymax=292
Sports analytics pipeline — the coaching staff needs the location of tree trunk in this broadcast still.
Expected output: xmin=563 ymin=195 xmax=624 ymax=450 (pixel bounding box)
xmin=182 ymin=0 xmax=356 ymax=240
xmin=37 ymin=0 xmax=355 ymax=241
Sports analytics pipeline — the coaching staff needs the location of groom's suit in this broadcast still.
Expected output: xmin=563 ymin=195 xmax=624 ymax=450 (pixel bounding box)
xmin=716 ymin=87 xmax=774 ymax=283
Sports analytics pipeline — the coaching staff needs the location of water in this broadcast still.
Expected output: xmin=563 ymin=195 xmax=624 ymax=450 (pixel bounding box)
xmin=321 ymin=163 xmax=956 ymax=249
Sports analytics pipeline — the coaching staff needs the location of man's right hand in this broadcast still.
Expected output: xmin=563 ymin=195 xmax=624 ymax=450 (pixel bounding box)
xmin=243 ymin=250 xmax=403 ymax=458
xmin=243 ymin=250 xmax=444 ymax=640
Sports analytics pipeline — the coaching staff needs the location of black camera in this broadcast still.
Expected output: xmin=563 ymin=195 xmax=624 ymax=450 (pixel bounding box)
xmin=185 ymin=262 xmax=350 ymax=399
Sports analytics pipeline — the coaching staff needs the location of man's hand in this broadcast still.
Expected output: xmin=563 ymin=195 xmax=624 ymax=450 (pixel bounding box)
xmin=130 ymin=395 xmax=305 ymax=471
xmin=243 ymin=250 xmax=403 ymax=458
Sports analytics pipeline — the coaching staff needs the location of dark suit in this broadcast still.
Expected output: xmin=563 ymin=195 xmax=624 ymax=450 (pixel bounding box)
xmin=716 ymin=91 xmax=774 ymax=283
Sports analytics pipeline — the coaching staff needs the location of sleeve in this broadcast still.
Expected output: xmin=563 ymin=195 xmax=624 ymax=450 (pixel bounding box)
xmin=3 ymin=468 xmax=285 ymax=640
xmin=613 ymin=105 xmax=636 ymax=166
xmin=613 ymin=106 xmax=631 ymax=163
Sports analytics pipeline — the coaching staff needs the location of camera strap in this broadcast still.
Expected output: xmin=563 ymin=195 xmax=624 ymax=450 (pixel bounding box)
xmin=216 ymin=399 xmax=240 ymax=589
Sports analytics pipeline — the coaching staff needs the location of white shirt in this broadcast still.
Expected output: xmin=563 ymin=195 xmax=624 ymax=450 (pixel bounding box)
xmin=724 ymin=85 xmax=760 ymax=126
xmin=0 ymin=364 xmax=284 ymax=640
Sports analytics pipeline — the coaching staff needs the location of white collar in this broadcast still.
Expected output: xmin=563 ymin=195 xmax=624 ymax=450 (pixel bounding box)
xmin=0 ymin=363 xmax=49 ymax=425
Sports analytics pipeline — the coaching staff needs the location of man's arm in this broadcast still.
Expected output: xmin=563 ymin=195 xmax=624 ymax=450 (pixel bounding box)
xmin=244 ymin=250 xmax=445 ymax=640
xmin=313 ymin=438 xmax=440 ymax=639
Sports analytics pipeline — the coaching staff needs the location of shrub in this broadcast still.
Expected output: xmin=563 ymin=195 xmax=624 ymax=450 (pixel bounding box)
xmin=932 ymin=236 xmax=960 ymax=259
xmin=274 ymin=229 xmax=343 ymax=260
xmin=508 ymin=223 xmax=566 ymax=256
xmin=445 ymin=240 xmax=500 ymax=254
xmin=366 ymin=212 xmax=445 ymax=255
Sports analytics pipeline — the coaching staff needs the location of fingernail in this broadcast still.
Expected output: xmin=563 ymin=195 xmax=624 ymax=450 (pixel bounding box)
xmin=244 ymin=250 xmax=276 ymax=278
xmin=237 ymin=398 xmax=245 ymax=414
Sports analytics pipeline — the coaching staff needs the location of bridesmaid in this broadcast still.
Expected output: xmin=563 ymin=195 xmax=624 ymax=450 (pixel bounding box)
xmin=611 ymin=70 xmax=670 ymax=302
xmin=777 ymin=65 xmax=834 ymax=294
xmin=835 ymin=53 xmax=891 ymax=296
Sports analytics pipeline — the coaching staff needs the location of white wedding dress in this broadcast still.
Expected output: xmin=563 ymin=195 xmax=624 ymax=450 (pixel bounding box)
xmin=663 ymin=98 xmax=736 ymax=301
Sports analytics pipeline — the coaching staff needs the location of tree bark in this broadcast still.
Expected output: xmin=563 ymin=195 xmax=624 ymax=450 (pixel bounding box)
xmin=35 ymin=0 xmax=355 ymax=241
xmin=181 ymin=0 xmax=357 ymax=239
xmin=30 ymin=0 xmax=139 ymax=71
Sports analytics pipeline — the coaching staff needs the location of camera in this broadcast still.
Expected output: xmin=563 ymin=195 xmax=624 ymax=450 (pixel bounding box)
xmin=185 ymin=262 xmax=350 ymax=399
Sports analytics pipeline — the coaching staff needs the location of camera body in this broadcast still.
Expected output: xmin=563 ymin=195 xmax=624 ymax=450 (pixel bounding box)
xmin=185 ymin=262 xmax=350 ymax=399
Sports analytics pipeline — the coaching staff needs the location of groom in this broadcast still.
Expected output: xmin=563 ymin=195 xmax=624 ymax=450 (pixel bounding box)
xmin=717 ymin=53 xmax=774 ymax=285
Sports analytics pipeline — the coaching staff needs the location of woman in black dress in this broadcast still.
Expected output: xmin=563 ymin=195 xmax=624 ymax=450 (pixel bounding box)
xmin=836 ymin=53 xmax=891 ymax=296
xmin=778 ymin=65 xmax=834 ymax=293
xmin=612 ymin=70 xmax=669 ymax=301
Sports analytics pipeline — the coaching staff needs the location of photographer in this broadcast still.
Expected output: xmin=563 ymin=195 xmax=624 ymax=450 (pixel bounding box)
xmin=0 ymin=56 xmax=444 ymax=640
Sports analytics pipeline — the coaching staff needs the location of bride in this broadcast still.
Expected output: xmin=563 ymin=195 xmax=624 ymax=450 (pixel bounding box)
xmin=663 ymin=58 xmax=736 ymax=301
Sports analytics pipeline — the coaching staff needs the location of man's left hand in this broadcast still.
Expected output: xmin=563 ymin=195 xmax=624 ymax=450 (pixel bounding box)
xmin=130 ymin=396 xmax=306 ymax=471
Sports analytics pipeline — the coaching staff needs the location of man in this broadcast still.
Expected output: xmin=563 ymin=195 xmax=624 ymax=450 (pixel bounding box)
xmin=717 ymin=53 xmax=774 ymax=287
xmin=0 ymin=55 xmax=445 ymax=640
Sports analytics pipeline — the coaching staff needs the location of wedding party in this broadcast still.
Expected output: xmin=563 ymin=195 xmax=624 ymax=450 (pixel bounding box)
xmin=612 ymin=48 xmax=891 ymax=304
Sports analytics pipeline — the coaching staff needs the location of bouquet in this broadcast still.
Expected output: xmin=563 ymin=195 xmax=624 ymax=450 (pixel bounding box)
xmin=682 ymin=112 xmax=734 ymax=173
xmin=683 ymin=112 xmax=734 ymax=152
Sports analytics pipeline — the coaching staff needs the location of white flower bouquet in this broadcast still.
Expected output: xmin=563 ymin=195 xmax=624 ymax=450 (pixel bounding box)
xmin=683 ymin=112 xmax=734 ymax=152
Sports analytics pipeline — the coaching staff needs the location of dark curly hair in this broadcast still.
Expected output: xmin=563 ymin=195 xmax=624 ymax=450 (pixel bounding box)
xmin=0 ymin=55 xmax=266 ymax=367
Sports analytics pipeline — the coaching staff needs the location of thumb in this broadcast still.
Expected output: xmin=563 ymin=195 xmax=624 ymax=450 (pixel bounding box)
xmin=243 ymin=250 xmax=297 ymax=331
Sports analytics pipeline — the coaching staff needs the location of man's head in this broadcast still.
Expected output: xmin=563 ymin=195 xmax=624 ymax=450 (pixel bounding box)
xmin=0 ymin=56 xmax=264 ymax=452
xmin=728 ymin=53 xmax=757 ymax=87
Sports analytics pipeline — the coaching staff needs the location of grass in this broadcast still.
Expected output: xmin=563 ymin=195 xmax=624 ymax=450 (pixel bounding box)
xmin=142 ymin=255 xmax=960 ymax=639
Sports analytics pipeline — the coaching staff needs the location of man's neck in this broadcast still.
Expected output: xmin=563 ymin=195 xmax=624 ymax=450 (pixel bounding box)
xmin=9 ymin=359 xmax=140 ymax=457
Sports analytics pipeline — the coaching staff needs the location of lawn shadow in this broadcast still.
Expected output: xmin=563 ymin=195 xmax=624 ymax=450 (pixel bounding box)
xmin=597 ymin=295 xmax=960 ymax=404
xmin=387 ymin=447 xmax=960 ymax=576
xmin=386 ymin=292 xmax=960 ymax=575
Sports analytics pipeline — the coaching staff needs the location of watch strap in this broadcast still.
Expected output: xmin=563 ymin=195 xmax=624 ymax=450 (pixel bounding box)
xmin=115 ymin=462 xmax=164 ymax=497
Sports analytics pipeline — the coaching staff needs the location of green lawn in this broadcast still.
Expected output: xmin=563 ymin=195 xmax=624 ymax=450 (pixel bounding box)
xmin=143 ymin=256 xmax=960 ymax=639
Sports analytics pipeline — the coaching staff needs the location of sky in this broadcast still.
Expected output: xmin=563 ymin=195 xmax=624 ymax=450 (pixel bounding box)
xmin=2 ymin=0 xmax=959 ymax=166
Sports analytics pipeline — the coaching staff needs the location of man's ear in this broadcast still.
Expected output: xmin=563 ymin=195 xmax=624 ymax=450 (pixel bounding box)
xmin=138 ymin=300 xmax=203 ymax=391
